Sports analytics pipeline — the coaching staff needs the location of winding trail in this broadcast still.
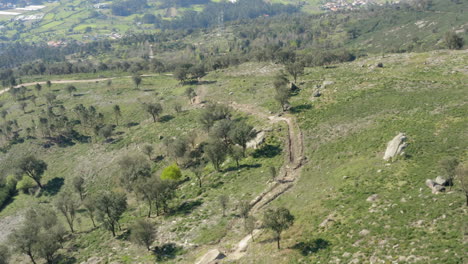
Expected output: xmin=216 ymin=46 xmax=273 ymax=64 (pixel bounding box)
xmin=196 ymin=99 xmax=305 ymax=263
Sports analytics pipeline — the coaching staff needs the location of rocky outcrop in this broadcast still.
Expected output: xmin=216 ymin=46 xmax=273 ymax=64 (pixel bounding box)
xmin=383 ymin=133 xmax=408 ymax=161
xmin=195 ymin=249 xmax=225 ymax=264
xmin=425 ymin=179 xmax=446 ymax=194
xmin=246 ymin=131 xmax=265 ymax=149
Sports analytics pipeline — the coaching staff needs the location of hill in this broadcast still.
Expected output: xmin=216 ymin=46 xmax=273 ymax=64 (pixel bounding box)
xmin=0 ymin=48 xmax=466 ymax=263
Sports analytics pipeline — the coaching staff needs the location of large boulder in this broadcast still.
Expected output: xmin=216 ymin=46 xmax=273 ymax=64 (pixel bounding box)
xmin=246 ymin=131 xmax=266 ymax=149
xmin=195 ymin=249 xmax=225 ymax=264
xmin=383 ymin=133 xmax=408 ymax=161
xmin=434 ymin=176 xmax=447 ymax=186
xmin=425 ymin=179 xmax=446 ymax=194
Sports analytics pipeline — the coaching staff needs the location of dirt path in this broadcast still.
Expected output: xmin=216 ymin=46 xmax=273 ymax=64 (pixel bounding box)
xmin=0 ymin=74 xmax=158 ymax=95
xmin=197 ymin=101 xmax=305 ymax=263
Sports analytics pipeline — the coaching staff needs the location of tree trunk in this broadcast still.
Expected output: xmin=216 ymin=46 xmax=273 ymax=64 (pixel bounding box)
xmin=67 ymin=219 xmax=74 ymax=233
xmin=277 ymin=236 xmax=281 ymax=249
xmin=36 ymin=179 xmax=43 ymax=189
xmin=27 ymin=252 xmax=37 ymax=264
xmin=111 ymin=223 xmax=116 ymax=237
xmin=466 ymin=193 xmax=468 ymax=206
xmin=198 ymin=177 xmax=202 ymax=189
xmin=147 ymin=201 xmax=152 ymax=218
xmin=90 ymin=216 xmax=96 ymax=228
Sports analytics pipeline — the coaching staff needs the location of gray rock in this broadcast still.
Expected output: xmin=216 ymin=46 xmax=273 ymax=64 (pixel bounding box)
xmin=383 ymin=133 xmax=408 ymax=161
xmin=246 ymin=131 xmax=265 ymax=149
xmin=359 ymin=229 xmax=370 ymax=236
xmin=425 ymin=179 xmax=445 ymax=193
xmin=319 ymin=217 xmax=335 ymax=228
xmin=425 ymin=179 xmax=436 ymax=188
xmin=313 ymin=90 xmax=321 ymax=97
xmin=435 ymin=176 xmax=447 ymax=186
xmin=366 ymin=194 xmax=379 ymax=202
xmin=322 ymin=80 xmax=334 ymax=88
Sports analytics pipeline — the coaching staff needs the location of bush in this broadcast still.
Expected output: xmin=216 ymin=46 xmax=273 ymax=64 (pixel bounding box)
xmin=16 ymin=176 xmax=36 ymax=193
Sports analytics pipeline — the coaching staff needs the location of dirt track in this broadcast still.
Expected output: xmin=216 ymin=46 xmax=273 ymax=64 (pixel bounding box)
xmin=196 ymin=99 xmax=305 ymax=262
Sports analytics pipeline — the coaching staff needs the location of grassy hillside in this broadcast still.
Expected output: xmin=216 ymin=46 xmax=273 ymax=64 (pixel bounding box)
xmin=0 ymin=49 xmax=466 ymax=263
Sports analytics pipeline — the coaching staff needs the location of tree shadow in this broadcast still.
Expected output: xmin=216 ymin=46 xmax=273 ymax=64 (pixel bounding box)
xmin=43 ymin=177 xmax=64 ymax=196
xmin=172 ymin=199 xmax=203 ymax=216
xmin=289 ymin=104 xmax=312 ymax=113
xmin=291 ymin=238 xmax=330 ymax=256
xmin=153 ymin=243 xmax=184 ymax=261
xmin=142 ymin=89 xmax=155 ymax=92
xmin=159 ymin=115 xmax=174 ymax=123
xmin=252 ymin=144 xmax=281 ymax=158
xmin=55 ymin=255 xmax=77 ymax=264
xmin=197 ymin=80 xmax=217 ymax=85
xmin=126 ymin=122 xmax=139 ymax=128
xmin=224 ymin=163 xmax=261 ymax=172
xmin=73 ymin=94 xmax=85 ymax=97
xmin=116 ymin=229 xmax=131 ymax=240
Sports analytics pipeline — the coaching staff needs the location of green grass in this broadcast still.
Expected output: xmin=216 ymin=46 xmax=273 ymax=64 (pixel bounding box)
xmin=1 ymin=49 xmax=467 ymax=263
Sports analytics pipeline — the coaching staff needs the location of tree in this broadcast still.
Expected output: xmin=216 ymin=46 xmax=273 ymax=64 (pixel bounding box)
xmin=55 ymin=190 xmax=80 ymax=233
xmin=34 ymin=83 xmax=42 ymax=94
xmin=113 ymin=105 xmax=122 ymax=126
xmin=269 ymin=166 xmax=277 ymax=181
xmin=211 ymin=119 xmax=233 ymax=147
xmin=161 ymin=163 xmax=182 ymax=181
xmin=1 ymin=110 xmax=8 ymax=120
xmin=229 ymin=121 xmax=256 ymax=156
xmin=168 ymin=137 xmax=188 ymax=164
xmin=44 ymin=93 xmax=57 ymax=107
xmin=9 ymin=206 xmax=65 ymax=264
xmin=457 ymin=164 xmax=468 ymax=206
xmin=204 ymin=139 xmax=227 ymax=171
xmin=263 ymin=207 xmax=294 ymax=249
xmin=218 ymin=195 xmax=229 ymax=216
xmin=118 ymin=154 xmax=152 ymax=192
xmin=95 ymin=190 xmax=127 ymax=236
xmin=142 ymin=143 xmax=154 ymax=160
xmin=46 ymin=80 xmax=52 ymax=88
xmin=135 ymin=176 xmax=160 ymax=217
xmin=17 ymin=155 xmax=47 ymax=189
xmin=230 ymin=145 xmax=244 ymax=168
xmin=142 ymin=102 xmax=163 ymax=122
xmin=132 ymin=75 xmax=142 ymax=88
xmin=444 ymin=31 xmax=464 ymax=50
xmin=72 ymin=175 xmax=86 ymax=201
xmin=245 ymin=216 xmax=256 ymax=241
xmin=0 ymin=244 xmax=10 ymax=264
xmin=273 ymin=74 xmax=291 ymax=111
xmin=130 ymin=219 xmax=155 ymax=250
xmin=239 ymin=200 xmax=250 ymax=221
xmin=285 ymin=61 xmax=304 ymax=83
xmin=66 ymin=85 xmax=77 ymax=97
xmin=199 ymin=104 xmax=232 ymax=131
xmin=174 ymin=64 xmax=191 ymax=84
xmin=190 ymin=163 xmax=205 ymax=189
xmin=83 ymin=196 xmax=97 ymax=227
xmin=439 ymin=157 xmax=459 ymax=190
xmin=98 ymin=125 xmax=114 ymax=141
xmin=20 ymin=101 xmax=28 ymax=113
xmin=184 ymin=87 xmax=196 ymax=104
